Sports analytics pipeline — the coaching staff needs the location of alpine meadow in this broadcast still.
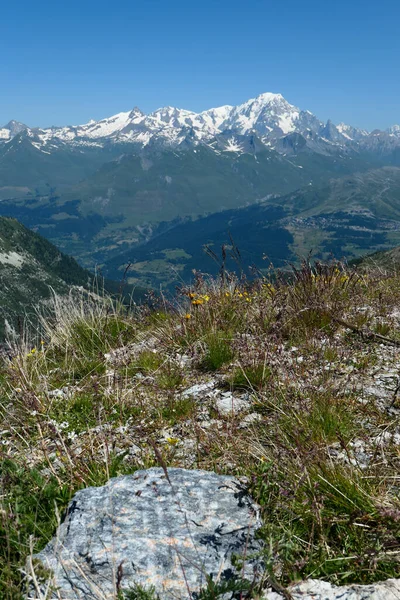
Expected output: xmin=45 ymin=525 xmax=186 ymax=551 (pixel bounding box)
xmin=2 ymin=1 xmax=400 ymax=599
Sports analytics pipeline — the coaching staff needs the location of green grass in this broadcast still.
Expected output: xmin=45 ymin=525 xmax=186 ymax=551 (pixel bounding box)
xmin=157 ymin=362 xmax=184 ymax=390
xmin=122 ymin=575 xmax=254 ymax=600
xmin=49 ymin=393 xmax=99 ymax=433
xmin=373 ymin=322 xmax=391 ymax=336
xmin=201 ymin=331 xmax=234 ymax=371
xmin=278 ymin=391 xmax=358 ymax=446
xmin=128 ymin=350 xmax=163 ymax=376
xmin=160 ymin=396 xmax=195 ymax=425
xmin=230 ymin=364 xmax=271 ymax=391
xmin=3 ymin=262 xmax=400 ymax=595
xmin=0 ymin=460 xmax=72 ymax=599
xmin=122 ymin=584 xmax=159 ymax=600
xmin=251 ymin=461 xmax=400 ymax=585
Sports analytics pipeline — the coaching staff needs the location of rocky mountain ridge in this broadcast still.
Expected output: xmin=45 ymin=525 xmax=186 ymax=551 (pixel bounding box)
xmin=1 ymin=92 xmax=399 ymax=157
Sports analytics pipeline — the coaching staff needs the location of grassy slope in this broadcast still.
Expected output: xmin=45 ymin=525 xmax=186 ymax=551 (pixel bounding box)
xmin=352 ymin=243 xmax=400 ymax=272
xmin=2 ymin=262 xmax=400 ymax=597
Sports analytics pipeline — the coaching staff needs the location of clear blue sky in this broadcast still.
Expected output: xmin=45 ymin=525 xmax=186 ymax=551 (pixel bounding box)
xmin=1 ymin=0 xmax=400 ymax=130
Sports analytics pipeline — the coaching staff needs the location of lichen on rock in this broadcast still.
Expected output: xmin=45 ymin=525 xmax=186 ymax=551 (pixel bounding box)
xmin=31 ymin=468 xmax=263 ymax=599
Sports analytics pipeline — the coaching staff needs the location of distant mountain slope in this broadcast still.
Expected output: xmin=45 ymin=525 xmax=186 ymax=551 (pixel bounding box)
xmin=0 ymin=136 xmax=134 ymax=190
xmin=0 ymin=217 xmax=95 ymax=338
xmin=279 ymin=166 xmax=400 ymax=219
xmin=102 ymin=167 xmax=400 ymax=288
xmin=63 ymin=143 xmax=378 ymax=221
xmin=104 ymin=204 xmax=293 ymax=288
xmin=0 ymin=144 xmax=382 ymax=268
xmin=353 ymin=244 xmax=400 ymax=272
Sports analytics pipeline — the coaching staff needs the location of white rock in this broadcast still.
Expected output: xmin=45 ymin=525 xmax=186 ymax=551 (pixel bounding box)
xmin=215 ymin=392 xmax=251 ymax=415
xmin=263 ymin=578 xmax=400 ymax=599
xmin=181 ymin=381 xmax=216 ymax=398
xmin=48 ymin=387 xmax=69 ymax=398
xmin=240 ymin=412 xmax=263 ymax=426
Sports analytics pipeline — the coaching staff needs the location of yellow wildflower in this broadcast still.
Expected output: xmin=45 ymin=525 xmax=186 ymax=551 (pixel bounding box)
xmin=192 ymin=299 xmax=204 ymax=305
xmin=166 ymin=437 xmax=179 ymax=445
xmin=185 ymin=313 xmax=192 ymax=319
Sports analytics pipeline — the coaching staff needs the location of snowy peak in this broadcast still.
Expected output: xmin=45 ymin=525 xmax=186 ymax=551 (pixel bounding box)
xmin=1 ymin=93 xmax=398 ymax=159
xmin=200 ymin=105 xmax=233 ymax=130
xmin=320 ymin=119 xmax=346 ymax=143
xmin=225 ymin=92 xmax=302 ymax=135
xmin=128 ymin=107 xmax=145 ymax=119
xmin=387 ymin=124 xmax=400 ymax=136
xmin=4 ymin=120 xmax=27 ymax=136
xmin=80 ymin=111 xmax=136 ymax=138
xmin=0 ymin=120 xmax=28 ymax=140
xmin=1 ymin=92 xmax=316 ymax=148
xmin=337 ymin=123 xmax=369 ymax=141
xmin=149 ymin=106 xmax=196 ymax=126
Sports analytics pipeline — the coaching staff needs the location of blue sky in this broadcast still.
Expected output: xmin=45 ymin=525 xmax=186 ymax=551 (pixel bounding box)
xmin=1 ymin=0 xmax=400 ymax=130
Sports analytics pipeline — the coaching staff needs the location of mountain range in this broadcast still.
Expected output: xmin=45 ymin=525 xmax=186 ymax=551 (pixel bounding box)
xmin=1 ymin=92 xmax=400 ymax=288
xmin=1 ymin=92 xmax=399 ymax=155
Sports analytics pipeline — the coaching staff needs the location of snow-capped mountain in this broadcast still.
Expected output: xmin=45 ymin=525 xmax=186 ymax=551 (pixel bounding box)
xmin=0 ymin=93 xmax=332 ymax=152
xmin=336 ymin=123 xmax=369 ymax=141
xmin=1 ymin=92 xmax=399 ymax=158
xmin=0 ymin=120 xmax=27 ymax=140
xmin=387 ymin=124 xmax=400 ymax=136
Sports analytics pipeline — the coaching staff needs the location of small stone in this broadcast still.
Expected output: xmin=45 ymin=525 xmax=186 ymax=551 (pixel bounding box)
xmin=48 ymin=387 xmax=68 ymax=398
xmin=240 ymin=412 xmax=263 ymax=427
xmin=215 ymin=392 xmax=251 ymax=415
xmin=181 ymin=381 xmax=216 ymax=398
xmin=263 ymin=577 xmax=400 ymax=599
